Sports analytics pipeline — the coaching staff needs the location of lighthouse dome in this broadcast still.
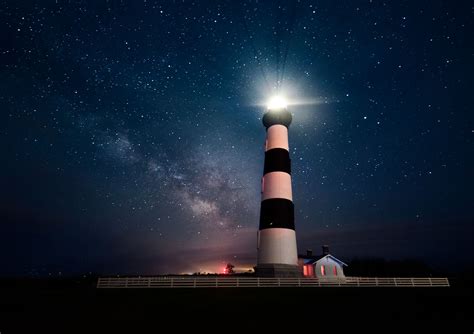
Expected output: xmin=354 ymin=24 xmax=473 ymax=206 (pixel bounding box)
xmin=262 ymin=109 xmax=292 ymax=129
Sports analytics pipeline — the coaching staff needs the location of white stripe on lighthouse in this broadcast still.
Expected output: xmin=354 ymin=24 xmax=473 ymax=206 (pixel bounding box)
xmin=265 ymin=124 xmax=289 ymax=151
xmin=257 ymin=228 xmax=298 ymax=265
xmin=262 ymin=171 xmax=293 ymax=201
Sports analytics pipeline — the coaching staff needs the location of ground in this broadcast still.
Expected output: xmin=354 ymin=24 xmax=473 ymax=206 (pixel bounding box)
xmin=0 ymin=278 xmax=472 ymax=332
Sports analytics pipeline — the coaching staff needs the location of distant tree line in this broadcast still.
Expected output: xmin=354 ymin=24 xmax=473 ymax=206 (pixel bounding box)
xmin=345 ymin=258 xmax=435 ymax=277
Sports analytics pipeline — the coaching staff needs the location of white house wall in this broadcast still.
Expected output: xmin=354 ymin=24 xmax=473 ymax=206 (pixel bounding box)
xmin=314 ymin=257 xmax=345 ymax=278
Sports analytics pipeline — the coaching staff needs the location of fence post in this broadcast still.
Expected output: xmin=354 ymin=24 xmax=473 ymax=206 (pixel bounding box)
xmin=193 ymin=279 xmax=196 ymax=288
xmin=375 ymin=277 xmax=378 ymax=287
xmin=257 ymin=277 xmax=260 ymax=287
xmin=411 ymin=278 xmax=414 ymax=287
xmin=171 ymin=278 xmax=174 ymax=288
xmin=237 ymin=278 xmax=239 ymax=287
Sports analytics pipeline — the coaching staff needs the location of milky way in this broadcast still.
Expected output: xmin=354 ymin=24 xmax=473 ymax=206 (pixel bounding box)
xmin=1 ymin=1 xmax=473 ymax=276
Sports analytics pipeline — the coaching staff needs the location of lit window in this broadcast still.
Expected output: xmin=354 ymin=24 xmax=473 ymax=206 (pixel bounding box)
xmin=321 ymin=265 xmax=326 ymax=276
xmin=333 ymin=266 xmax=337 ymax=276
xmin=303 ymin=266 xmax=308 ymax=276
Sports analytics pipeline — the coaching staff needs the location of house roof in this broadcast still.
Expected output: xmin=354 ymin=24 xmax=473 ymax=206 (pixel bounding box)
xmin=298 ymin=254 xmax=348 ymax=267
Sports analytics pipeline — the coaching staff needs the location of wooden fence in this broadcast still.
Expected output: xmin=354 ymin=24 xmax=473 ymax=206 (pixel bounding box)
xmin=97 ymin=276 xmax=449 ymax=288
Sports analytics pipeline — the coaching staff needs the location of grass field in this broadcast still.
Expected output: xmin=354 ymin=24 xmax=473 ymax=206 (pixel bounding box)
xmin=0 ymin=278 xmax=472 ymax=332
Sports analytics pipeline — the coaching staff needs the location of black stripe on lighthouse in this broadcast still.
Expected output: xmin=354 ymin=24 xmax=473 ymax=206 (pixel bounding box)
xmin=259 ymin=198 xmax=295 ymax=230
xmin=263 ymin=148 xmax=291 ymax=174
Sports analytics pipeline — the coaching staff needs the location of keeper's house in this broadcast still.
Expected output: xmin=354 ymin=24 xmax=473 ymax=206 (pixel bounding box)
xmin=298 ymin=245 xmax=347 ymax=278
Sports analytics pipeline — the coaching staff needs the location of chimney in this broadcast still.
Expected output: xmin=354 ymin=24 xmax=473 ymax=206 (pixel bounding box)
xmin=322 ymin=245 xmax=329 ymax=256
xmin=306 ymin=249 xmax=313 ymax=257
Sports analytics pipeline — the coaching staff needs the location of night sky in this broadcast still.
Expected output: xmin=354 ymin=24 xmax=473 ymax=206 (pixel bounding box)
xmin=1 ymin=1 xmax=473 ymax=277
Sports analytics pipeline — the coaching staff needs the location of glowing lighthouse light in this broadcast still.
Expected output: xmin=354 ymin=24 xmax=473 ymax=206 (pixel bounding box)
xmin=267 ymin=96 xmax=288 ymax=110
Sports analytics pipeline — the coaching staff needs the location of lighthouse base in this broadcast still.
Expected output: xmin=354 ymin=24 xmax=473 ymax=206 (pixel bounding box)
xmin=255 ymin=264 xmax=303 ymax=278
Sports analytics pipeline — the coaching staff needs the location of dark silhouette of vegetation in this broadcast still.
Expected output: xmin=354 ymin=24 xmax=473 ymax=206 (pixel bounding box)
xmin=345 ymin=258 xmax=435 ymax=277
xmin=225 ymin=263 xmax=235 ymax=274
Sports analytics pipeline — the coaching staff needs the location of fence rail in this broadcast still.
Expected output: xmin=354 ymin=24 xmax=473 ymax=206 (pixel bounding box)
xmin=97 ymin=276 xmax=449 ymax=288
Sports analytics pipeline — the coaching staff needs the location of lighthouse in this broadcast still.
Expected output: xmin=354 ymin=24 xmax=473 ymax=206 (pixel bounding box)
xmin=255 ymin=96 xmax=302 ymax=277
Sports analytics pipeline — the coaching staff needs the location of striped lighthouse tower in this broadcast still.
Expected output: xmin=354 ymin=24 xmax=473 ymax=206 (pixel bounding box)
xmin=255 ymin=97 xmax=302 ymax=277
